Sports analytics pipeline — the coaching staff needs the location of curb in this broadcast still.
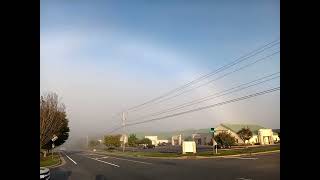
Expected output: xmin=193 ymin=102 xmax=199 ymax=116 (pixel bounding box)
xmin=89 ymin=149 xmax=280 ymax=160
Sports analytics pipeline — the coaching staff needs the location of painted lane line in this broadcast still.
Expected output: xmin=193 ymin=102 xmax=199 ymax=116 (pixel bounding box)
xmin=88 ymin=153 xmax=105 ymax=156
xmin=96 ymin=156 xmax=109 ymax=160
xmin=84 ymin=153 xmax=152 ymax=165
xmin=64 ymin=153 xmax=77 ymax=165
xmin=108 ymin=156 xmax=152 ymax=165
xmin=88 ymin=157 xmax=120 ymax=167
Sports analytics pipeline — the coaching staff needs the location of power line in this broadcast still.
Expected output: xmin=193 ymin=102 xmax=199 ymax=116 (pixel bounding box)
xmin=130 ymin=50 xmax=280 ymax=113
xmin=114 ymin=39 xmax=279 ymax=114
xmin=128 ymin=72 xmax=280 ymax=122
xmin=107 ymin=87 xmax=280 ymax=133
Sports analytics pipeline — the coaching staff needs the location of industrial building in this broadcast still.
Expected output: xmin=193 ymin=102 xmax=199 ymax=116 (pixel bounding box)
xmin=191 ymin=133 xmax=212 ymax=145
xmin=145 ymin=136 xmax=169 ymax=146
xmin=214 ymin=123 xmax=280 ymax=145
xmin=171 ymin=134 xmax=182 ymax=146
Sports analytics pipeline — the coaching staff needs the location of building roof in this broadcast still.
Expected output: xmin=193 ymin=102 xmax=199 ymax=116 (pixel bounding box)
xmin=220 ymin=123 xmax=266 ymax=135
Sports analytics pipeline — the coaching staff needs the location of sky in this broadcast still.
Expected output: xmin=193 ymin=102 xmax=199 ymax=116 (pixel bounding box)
xmin=40 ymin=0 xmax=280 ymax=145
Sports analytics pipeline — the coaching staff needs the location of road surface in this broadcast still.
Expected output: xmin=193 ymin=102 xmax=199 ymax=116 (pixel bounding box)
xmin=51 ymin=150 xmax=280 ymax=180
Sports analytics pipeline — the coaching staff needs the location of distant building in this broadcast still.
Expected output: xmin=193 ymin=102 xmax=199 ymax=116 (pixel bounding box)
xmin=120 ymin=134 xmax=128 ymax=147
xmin=192 ymin=133 xmax=212 ymax=145
xmin=171 ymin=134 xmax=182 ymax=146
xmin=214 ymin=123 xmax=279 ymax=145
xmin=145 ymin=136 xmax=158 ymax=146
xmin=145 ymin=136 xmax=169 ymax=146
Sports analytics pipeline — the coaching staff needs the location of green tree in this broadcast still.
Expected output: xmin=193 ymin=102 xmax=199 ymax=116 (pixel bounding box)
xmin=42 ymin=121 xmax=70 ymax=151
xmin=89 ymin=140 xmax=100 ymax=148
xmin=40 ymin=92 xmax=69 ymax=157
xmin=128 ymin=134 xmax=138 ymax=147
xmin=104 ymin=135 xmax=121 ymax=148
xmin=214 ymin=132 xmax=236 ymax=148
xmin=237 ymin=127 xmax=253 ymax=146
xmin=138 ymin=138 xmax=152 ymax=145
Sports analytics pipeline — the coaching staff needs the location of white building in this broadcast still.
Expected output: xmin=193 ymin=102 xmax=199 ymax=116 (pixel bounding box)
xmin=120 ymin=134 xmax=128 ymax=147
xmin=145 ymin=136 xmax=158 ymax=146
xmin=171 ymin=134 xmax=182 ymax=146
xmin=145 ymin=136 xmax=169 ymax=146
xmin=214 ymin=123 xmax=280 ymax=145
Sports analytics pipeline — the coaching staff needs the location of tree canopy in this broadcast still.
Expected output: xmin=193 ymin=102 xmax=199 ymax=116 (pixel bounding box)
xmin=138 ymin=138 xmax=152 ymax=145
xmin=214 ymin=132 xmax=236 ymax=148
xmin=237 ymin=127 xmax=253 ymax=144
xmin=128 ymin=134 xmax=138 ymax=147
xmin=40 ymin=92 xmax=70 ymax=150
xmin=104 ymin=135 xmax=121 ymax=147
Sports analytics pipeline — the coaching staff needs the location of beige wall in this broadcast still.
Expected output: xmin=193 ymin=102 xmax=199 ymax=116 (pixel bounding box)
xmin=145 ymin=136 xmax=158 ymax=146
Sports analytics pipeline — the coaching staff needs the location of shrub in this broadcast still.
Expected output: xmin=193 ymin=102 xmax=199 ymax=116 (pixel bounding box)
xmin=214 ymin=132 xmax=236 ymax=148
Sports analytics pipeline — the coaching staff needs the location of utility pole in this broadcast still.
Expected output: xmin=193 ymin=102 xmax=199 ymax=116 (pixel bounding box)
xmin=122 ymin=112 xmax=126 ymax=152
xmin=86 ymin=135 xmax=89 ymax=149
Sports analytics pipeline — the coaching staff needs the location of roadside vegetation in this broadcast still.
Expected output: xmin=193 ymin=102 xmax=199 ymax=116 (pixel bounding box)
xmin=40 ymin=152 xmax=61 ymax=167
xmin=99 ymin=144 xmax=280 ymax=158
xmin=40 ymin=92 xmax=69 ymax=167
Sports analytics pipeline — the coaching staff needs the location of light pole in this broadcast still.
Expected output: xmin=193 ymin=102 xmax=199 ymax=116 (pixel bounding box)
xmin=122 ymin=112 xmax=126 ymax=152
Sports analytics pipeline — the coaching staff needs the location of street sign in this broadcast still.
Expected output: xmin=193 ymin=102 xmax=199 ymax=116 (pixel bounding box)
xmin=51 ymin=135 xmax=58 ymax=142
xmin=210 ymin=128 xmax=215 ymax=133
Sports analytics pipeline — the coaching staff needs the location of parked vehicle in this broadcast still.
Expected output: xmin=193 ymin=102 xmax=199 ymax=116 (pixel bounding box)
xmin=40 ymin=167 xmax=50 ymax=180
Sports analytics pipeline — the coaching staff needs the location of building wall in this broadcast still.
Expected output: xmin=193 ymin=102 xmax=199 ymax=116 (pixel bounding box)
xmin=145 ymin=136 xmax=158 ymax=146
xmin=273 ymin=135 xmax=280 ymax=142
xmin=171 ymin=135 xmax=182 ymax=146
xmin=258 ymin=129 xmax=274 ymax=145
xmin=192 ymin=133 xmax=212 ymax=145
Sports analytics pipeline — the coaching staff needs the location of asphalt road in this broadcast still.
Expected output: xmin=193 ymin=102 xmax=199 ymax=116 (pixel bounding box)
xmin=50 ymin=150 xmax=280 ymax=180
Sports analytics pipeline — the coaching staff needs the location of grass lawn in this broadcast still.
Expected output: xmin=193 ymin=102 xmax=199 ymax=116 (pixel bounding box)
xmin=40 ymin=153 xmax=61 ymax=167
xmin=197 ymin=144 xmax=280 ymax=156
xmin=102 ymin=144 xmax=280 ymax=158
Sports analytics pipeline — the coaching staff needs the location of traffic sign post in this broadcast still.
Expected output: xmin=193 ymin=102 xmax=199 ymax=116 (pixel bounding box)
xmin=210 ymin=128 xmax=216 ymax=154
xmin=51 ymin=135 xmax=58 ymax=159
xmin=210 ymin=128 xmax=218 ymax=154
xmin=51 ymin=143 xmax=55 ymax=159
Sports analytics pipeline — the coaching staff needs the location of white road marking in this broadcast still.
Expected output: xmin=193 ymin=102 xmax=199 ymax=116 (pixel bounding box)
xmin=84 ymin=153 xmax=152 ymax=165
xmin=88 ymin=157 xmax=120 ymax=167
xmin=108 ymin=156 xmax=152 ymax=165
xmin=88 ymin=153 xmax=105 ymax=156
xmin=64 ymin=153 xmax=77 ymax=165
xmin=96 ymin=156 xmax=109 ymax=160
xmin=237 ymin=178 xmax=252 ymax=180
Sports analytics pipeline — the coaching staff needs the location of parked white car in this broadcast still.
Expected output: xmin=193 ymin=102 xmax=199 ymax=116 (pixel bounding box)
xmin=40 ymin=167 xmax=50 ymax=180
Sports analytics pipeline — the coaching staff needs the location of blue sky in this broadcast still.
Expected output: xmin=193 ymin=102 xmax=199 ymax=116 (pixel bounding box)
xmin=41 ymin=0 xmax=280 ymax=139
